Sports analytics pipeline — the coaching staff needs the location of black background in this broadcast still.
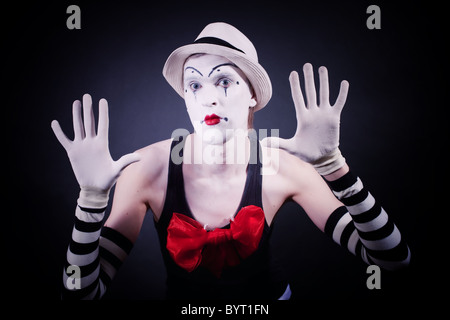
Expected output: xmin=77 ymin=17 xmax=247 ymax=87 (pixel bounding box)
xmin=3 ymin=0 xmax=442 ymax=306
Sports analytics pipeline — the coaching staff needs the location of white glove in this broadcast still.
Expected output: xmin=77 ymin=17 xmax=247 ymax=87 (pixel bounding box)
xmin=51 ymin=94 xmax=140 ymax=206
xmin=262 ymin=63 xmax=349 ymax=175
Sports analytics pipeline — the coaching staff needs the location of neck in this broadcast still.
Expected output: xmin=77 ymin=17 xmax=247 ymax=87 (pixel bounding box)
xmin=184 ymin=131 xmax=251 ymax=175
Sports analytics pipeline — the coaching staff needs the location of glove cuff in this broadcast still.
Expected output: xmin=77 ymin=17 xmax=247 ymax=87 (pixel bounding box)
xmin=77 ymin=186 xmax=110 ymax=209
xmin=311 ymin=148 xmax=346 ymax=176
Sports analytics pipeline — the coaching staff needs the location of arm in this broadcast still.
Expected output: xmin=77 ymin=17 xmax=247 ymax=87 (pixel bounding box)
xmin=62 ymin=165 xmax=148 ymax=300
xmin=52 ymin=94 xmax=141 ymax=299
xmin=264 ymin=64 xmax=410 ymax=270
xmin=291 ymin=160 xmax=410 ymax=270
xmin=62 ymin=192 xmax=135 ymax=299
xmin=323 ymin=165 xmax=410 ymax=269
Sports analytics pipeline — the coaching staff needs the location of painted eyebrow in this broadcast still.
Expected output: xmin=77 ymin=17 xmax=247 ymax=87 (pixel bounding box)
xmin=185 ymin=66 xmax=203 ymax=77
xmin=209 ymin=72 xmax=235 ymax=84
xmin=208 ymin=63 xmax=238 ymax=77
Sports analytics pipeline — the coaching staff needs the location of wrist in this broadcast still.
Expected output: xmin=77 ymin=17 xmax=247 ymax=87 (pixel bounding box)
xmin=311 ymin=148 xmax=346 ymax=176
xmin=323 ymin=163 xmax=350 ymax=181
xmin=77 ymin=186 xmax=110 ymax=209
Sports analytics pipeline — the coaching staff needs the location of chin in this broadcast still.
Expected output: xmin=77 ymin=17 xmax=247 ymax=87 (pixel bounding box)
xmin=200 ymin=126 xmax=228 ymax=145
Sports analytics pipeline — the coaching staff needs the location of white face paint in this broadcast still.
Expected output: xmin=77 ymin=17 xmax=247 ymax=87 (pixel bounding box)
xmin=183 ymin=54 xmax=257 ymax=145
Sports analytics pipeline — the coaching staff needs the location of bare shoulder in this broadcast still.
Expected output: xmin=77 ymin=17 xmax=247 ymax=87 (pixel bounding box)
xmin=261 ymin=146 xmax=317 ymax=223
xmin=261 ymin=145 xmax=315 ymax=188
xmin=133 ymin=138 xmax=173 ymax=180
xmin=260 ymin=145 xmax=337 ymax=228
xmin=114 ymin=138 xmax=173 ymax=217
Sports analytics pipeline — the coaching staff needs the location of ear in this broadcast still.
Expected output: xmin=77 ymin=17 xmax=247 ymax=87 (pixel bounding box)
xmin=249 ymin=97 xmax=257 ymax=108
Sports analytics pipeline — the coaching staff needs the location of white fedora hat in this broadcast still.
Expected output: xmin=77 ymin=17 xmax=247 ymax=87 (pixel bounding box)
xmin=162 ymin=22 xmax=272 ymax=111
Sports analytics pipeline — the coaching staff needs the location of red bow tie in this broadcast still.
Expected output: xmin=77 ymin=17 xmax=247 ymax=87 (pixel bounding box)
xmin=166 ymin=205 xmax=265 ymax=277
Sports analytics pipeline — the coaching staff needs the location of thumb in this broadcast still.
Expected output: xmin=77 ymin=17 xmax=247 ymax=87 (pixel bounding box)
xmin=51 ymin=120 xmax=71 ymax=151
xmin=115 ymin=152 xmax=141 ymax=172
xmin=260 ymin=136 xmax=291 ymax=150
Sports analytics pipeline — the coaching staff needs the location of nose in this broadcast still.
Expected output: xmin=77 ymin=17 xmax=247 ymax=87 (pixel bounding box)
xmin=198 ymin=85 xmax=218 ymax=107
xmin=205 ymin=101 xmax=217 ymax=107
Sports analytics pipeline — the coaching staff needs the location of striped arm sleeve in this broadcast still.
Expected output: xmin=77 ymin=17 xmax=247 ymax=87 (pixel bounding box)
xmin=324 ymin=170 xmax=411 ymax=270
xmin=62 ymin=205 xmax=133 ymax=299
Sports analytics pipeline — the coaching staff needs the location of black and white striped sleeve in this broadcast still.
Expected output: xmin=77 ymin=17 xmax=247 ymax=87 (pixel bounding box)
xmin=62 ymin=196 xmax=133 ymax=299
xmin=324 ymin=170 xmax=411 ymax=270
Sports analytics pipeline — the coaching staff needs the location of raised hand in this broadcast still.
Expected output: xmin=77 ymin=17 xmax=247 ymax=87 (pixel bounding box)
xmin=51 ymin=94 xmax=140 ymax=192
xmin=262 ymin=63 xmax=349 ymax=174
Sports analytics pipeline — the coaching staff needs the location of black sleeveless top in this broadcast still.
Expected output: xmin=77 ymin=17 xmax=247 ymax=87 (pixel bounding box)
xmin=154 ymin=135 xmax=287 ymax=299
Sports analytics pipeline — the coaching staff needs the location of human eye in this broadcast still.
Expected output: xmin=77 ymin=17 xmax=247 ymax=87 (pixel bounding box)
xmin=189 ymin=81 xmax=202 ymax=92
xmin=217 ymin=77 xmax=233 ymax=88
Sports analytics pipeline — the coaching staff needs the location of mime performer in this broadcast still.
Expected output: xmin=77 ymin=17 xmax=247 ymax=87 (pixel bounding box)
xmin=52 ymin=22 xmax=411 ymax=299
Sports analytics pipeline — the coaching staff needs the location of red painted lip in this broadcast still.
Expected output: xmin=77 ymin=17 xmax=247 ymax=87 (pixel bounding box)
xmin=204 ymin=114 xmax=221 ymax=126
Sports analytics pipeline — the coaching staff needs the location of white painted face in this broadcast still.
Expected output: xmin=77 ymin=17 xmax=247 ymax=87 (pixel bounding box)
xmin=183 ymin=54 xmax=257 ymax=144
